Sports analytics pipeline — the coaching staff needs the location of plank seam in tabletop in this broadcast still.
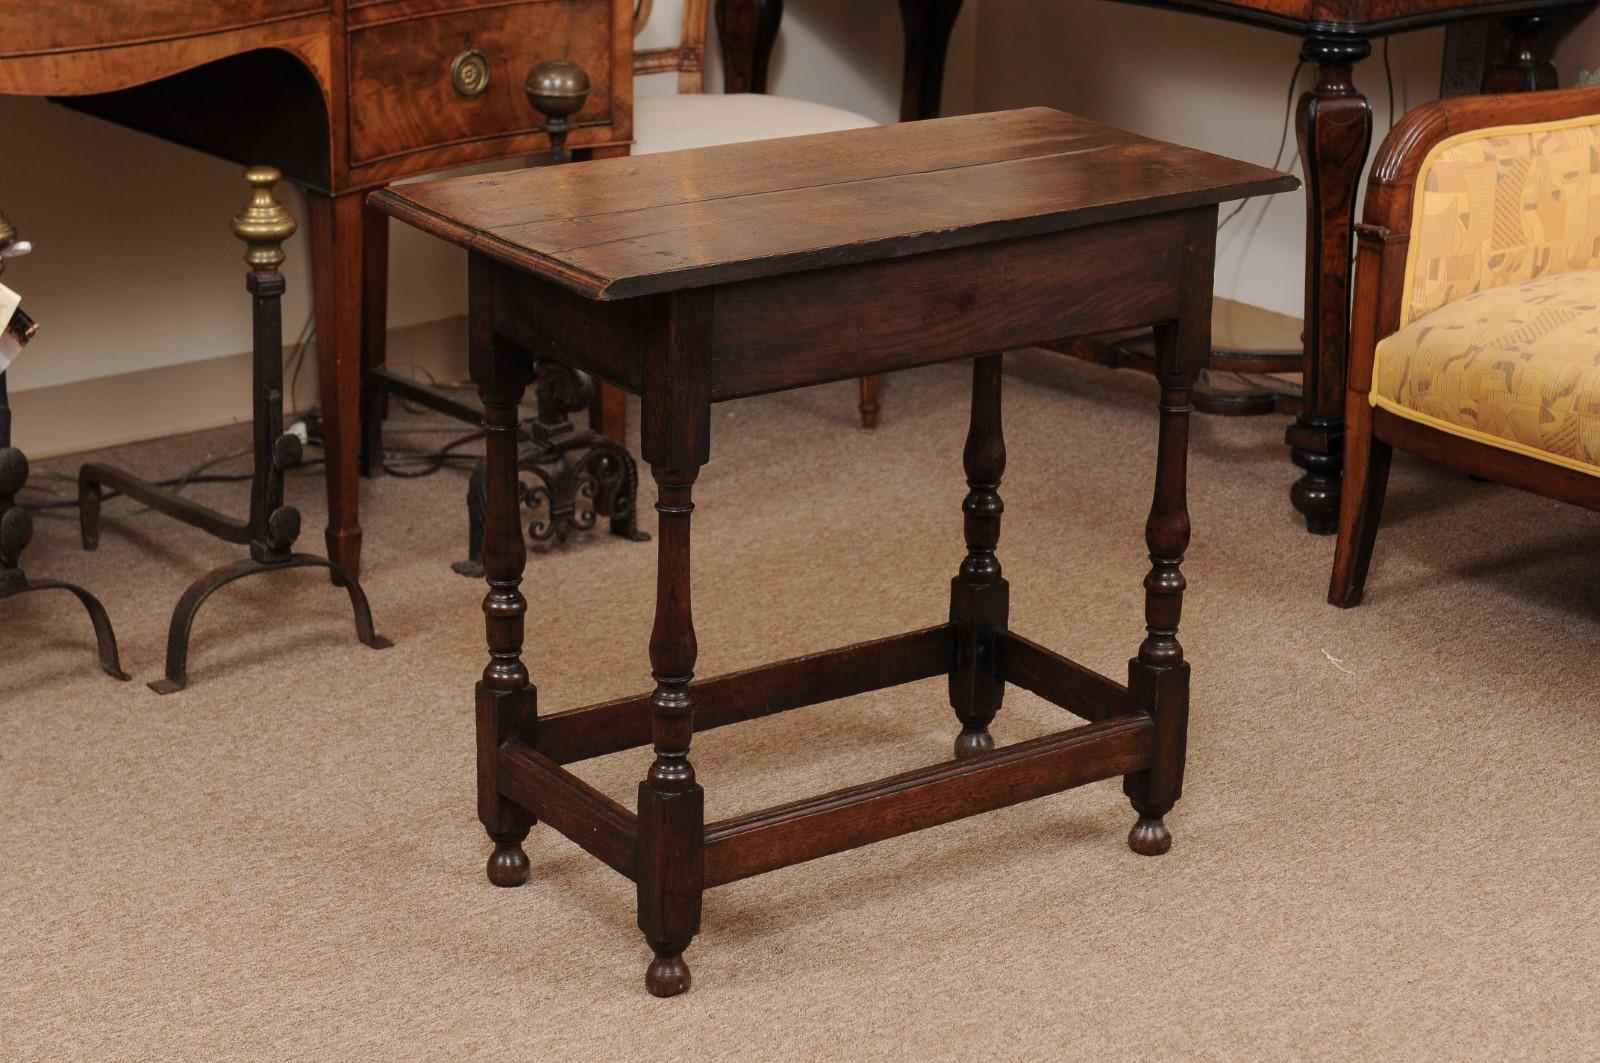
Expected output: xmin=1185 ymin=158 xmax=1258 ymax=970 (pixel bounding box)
xmin=369 ymin=111 xmax=1296 ymax=300
xmin=366 ymin=110 xmax=1171 ymax=236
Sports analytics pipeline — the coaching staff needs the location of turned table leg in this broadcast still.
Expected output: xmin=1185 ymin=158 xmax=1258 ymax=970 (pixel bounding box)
xmin=1288 ymin=37 xmax=1372 ymax=536
xmin=635 ymin=291 xmax=712 ymax=997
xmin=469 ymin=257 xmax=537 ymax=887
xmin=1124 ymin=320 xmax=1199 ymax=856
xmin=949 ymin=354 xmax=1008 ymax=759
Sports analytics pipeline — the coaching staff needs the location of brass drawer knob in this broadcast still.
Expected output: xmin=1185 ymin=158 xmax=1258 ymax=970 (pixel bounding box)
xmin=451 ymin=46 xmax=491 ymax=99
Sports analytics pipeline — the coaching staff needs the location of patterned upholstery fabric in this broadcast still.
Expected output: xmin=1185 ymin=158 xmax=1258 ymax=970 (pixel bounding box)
xmin=1372 ymin=270 xmax=1600 ymax=474
xmin=1403 ymin=117 xmax=1600 ymax=327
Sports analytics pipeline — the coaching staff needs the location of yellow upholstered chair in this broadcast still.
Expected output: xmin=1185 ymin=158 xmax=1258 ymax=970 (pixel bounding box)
xmin=630 ymin=0 xmax=885 ymax=426
xmin=1329 ymin=85 xmax=1600 ymax=607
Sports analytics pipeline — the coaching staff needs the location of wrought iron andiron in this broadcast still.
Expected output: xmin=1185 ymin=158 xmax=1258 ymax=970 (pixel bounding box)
xmin=77 ymin=168 xmax=390 ymax=694
xmin=0 ymin=205 xmax=127 ymax=679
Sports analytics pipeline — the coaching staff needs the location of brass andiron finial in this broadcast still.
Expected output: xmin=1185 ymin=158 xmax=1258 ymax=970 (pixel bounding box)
xmin=525 ymin=59 xmax=590 ymax=163
xmin=230 ymin=167 xmax=297 ymax=274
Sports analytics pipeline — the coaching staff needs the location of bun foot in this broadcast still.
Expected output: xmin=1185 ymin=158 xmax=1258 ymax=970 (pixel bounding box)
xmin=486 ymin=842 xmax=530 ymax=887
xmin=953 ymin=727 xmax=995 ymax=759
xmin=645 ymin=951 xmax=691 ymax=997
xmin=1127 ymin=815 xmax=1171 ymax=856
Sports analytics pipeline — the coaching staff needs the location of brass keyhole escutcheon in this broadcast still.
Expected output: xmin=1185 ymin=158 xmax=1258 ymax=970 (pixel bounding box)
xmin=451 ymin=46 xmax=491 ymax=99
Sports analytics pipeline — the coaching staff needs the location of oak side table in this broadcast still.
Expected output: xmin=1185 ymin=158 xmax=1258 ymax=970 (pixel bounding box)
xmin=372 ymin=108 xmax=1295 ymax=996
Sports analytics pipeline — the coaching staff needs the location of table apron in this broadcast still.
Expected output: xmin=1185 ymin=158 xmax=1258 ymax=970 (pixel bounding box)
xmin=705 ymin=210 xmax=1198 ymax=401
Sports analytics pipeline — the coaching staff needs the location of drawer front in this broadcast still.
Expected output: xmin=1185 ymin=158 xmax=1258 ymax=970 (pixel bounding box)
xmin=347 ymin=1 xmax=614 ymax=165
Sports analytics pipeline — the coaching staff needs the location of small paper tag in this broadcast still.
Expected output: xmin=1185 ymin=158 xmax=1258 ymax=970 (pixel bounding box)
xmin=0 ymin=282 xmax=32 ymax=374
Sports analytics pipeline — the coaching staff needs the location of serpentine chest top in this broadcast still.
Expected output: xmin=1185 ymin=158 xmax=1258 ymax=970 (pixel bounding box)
xmin=0 ymin=0 xmax=634 ymax=579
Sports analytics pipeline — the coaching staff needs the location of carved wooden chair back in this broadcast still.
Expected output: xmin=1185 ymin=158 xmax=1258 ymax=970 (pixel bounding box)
xmin=631 ymin=0 xmax=710 ymax=93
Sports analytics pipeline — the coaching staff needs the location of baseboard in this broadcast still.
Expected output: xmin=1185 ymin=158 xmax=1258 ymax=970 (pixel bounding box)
xmin=8 ymin=316 xmax=469 ymax=459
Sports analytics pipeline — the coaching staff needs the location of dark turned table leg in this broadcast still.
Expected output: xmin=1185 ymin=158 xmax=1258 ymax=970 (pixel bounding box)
xmin=1481 ymin=14 xmax=1559 ymax=93
xmin=1122 ymin=257 xmax=1208 ymax=854
xmin=1288 ymin=36 xmax=1372 ymax=535
xmin=471 ymin=255 xmax=539 ymax=890
xmin=635 ymin=290 xmax=712 ymax=998
xmin=949 ymin=353 xmax=1007 ymax=759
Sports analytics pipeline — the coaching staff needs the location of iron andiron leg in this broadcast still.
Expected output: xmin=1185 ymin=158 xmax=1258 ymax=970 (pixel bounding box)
xmin=77 ymin=168 xmax=389 ymax=694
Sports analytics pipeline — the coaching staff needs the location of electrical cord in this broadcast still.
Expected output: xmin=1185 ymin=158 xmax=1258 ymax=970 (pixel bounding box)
xmin=20 ymin=422 xmax=493 ymax=516
xmin=1217 ymin=59 xmax=1305 ymax=234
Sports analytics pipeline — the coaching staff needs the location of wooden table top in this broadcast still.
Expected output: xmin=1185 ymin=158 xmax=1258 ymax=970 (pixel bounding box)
xmin=371 ymin=107 xmax=1296 ymax=301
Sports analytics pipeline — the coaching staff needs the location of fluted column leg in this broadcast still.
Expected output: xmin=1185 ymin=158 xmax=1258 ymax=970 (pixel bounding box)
xmin=948 ymin=354 xmax=1009 ymax=759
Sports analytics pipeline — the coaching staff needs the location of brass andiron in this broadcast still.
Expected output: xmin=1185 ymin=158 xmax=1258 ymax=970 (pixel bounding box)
xmin=361 ymin=58 xmax=646 ymax=575
xmin=77 ymin=168 xmax=391 ymax=693
xmin=0 ymin=204 xmax=128 ymax=680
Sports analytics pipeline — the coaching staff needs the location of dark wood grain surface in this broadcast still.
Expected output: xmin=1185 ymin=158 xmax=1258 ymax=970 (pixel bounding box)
xmin=371 ymin=107 xmax=1298 ymax=300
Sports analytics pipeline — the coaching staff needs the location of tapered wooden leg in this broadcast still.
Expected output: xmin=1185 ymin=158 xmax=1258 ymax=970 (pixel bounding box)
xmin=1124 ymin=266 xmax=1209 ymax=853
xmin=306 ymin=190 xmax=372 ymax=579
xmin=1327 ymin=395 xmax=1391 ymax=608
xmin=359 ymin=201 xmax=390 ymax=479
xmin=858 ymin=375 xmax=881 ymax=430
xmin=638 ymin=462 xmax=704 ymax=996
xmin=1288 ymin=39 xmax=1372 ymax=536
xmin=468 ymin=255 xmax=537 ymax=886
xmin=949 ymin=354 xmax=1008 ymax=759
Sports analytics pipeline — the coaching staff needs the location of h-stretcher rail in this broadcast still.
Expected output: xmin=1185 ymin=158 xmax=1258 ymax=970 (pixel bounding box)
xmin=493 ymin=621 xmax=1145 ymax=888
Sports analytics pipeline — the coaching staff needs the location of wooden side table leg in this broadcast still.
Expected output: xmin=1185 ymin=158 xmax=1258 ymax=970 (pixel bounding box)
xmin=469 ymin=257 xmax=537 ymax=887
xmin=637 ymin=462 xmax=705 ymax=996
xmin=635 ymin=290 xmax=711 ymax=997
xmin=1288 ymin=38 xmax=1372 ymax=536
xmin=948 ymin=354 xmax=1009 ymax=759
xmin=1124 ymin=235 xmax=1210 ymax=855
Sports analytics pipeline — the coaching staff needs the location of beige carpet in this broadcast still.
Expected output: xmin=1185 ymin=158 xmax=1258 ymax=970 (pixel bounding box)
xmin=3 ymin=350 xmax=1596 ymax=1060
